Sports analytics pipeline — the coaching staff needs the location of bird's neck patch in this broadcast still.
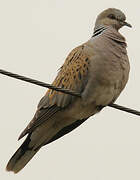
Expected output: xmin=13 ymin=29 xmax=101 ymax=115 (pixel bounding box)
xmin=92 ymin=26 xmax=107 ymax=38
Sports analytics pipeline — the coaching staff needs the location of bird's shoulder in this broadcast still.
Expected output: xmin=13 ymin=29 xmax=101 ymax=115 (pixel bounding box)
xmin=38 ymin=44 xmax=91 ymax=109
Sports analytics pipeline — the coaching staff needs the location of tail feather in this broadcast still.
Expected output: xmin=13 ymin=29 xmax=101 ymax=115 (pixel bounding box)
xmin=6 ymin=134 xmax=39 ymax=173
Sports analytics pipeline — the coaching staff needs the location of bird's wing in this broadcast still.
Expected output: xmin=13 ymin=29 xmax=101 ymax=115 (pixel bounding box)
xmin=18 ymin=45 xmax=90 ymax=140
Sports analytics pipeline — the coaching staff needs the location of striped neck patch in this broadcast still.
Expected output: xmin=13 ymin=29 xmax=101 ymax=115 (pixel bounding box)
xmin=92 ymin=26 xmax=107 ymax=38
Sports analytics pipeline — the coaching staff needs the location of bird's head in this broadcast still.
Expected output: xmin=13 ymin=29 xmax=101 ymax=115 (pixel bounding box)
xmin=95 ymin=8 xmax=132 ymax=30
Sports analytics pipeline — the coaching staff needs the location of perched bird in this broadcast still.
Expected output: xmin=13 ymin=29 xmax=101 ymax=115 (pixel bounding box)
xmin=6 ymin=8 xmax=131 ymax=173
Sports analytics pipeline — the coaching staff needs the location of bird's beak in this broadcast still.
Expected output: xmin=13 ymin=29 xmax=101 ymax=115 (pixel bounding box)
xmin=123 ymin=21 xmax=132 ymax=28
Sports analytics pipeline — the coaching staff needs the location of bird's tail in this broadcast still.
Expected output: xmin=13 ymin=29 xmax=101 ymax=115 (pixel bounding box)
xmin=6 ymin=134 xmax=40 ymax=173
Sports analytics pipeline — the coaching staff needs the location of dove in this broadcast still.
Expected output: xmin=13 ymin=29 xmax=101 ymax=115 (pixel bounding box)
xmin=6 ymin=8 xmax=131 ymax=173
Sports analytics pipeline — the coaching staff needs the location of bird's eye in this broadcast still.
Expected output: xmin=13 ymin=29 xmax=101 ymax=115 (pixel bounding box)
xmin=108 ymin=14 xmax=116 ymax=20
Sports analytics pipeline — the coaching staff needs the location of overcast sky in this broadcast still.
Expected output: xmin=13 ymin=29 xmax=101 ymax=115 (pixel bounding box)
xmin=0 ymin=0 xmax=140 ymax=180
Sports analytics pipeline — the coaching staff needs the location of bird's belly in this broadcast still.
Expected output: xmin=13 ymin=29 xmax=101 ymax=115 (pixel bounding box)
xmin=66 ymin=84 xmax=122 ymax=120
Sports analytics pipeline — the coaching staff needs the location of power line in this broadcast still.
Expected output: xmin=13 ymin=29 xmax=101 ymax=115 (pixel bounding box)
xmin=0 ymin=68 xmax=139 ymax=116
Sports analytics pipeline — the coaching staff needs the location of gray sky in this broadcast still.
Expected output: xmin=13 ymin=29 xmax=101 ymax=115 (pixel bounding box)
xmin=0 ymin=0 xmax=140 ymax=179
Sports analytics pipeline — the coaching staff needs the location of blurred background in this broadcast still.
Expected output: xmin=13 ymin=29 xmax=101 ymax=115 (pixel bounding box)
xmin=0 ymin=0 xmax=140 ymax=179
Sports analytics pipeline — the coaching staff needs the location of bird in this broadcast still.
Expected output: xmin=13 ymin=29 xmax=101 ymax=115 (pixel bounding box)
xmin=6 ymin=8 xmax=131 ymax=173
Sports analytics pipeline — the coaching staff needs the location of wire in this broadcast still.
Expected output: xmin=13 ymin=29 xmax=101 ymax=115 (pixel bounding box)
xmin=108 ymin=104 xmax=140 ymax=116
xmin=0 ymin=69 xmax=81 ymax=97
xmin=0 ymin=68 xmax=139 ymax=116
